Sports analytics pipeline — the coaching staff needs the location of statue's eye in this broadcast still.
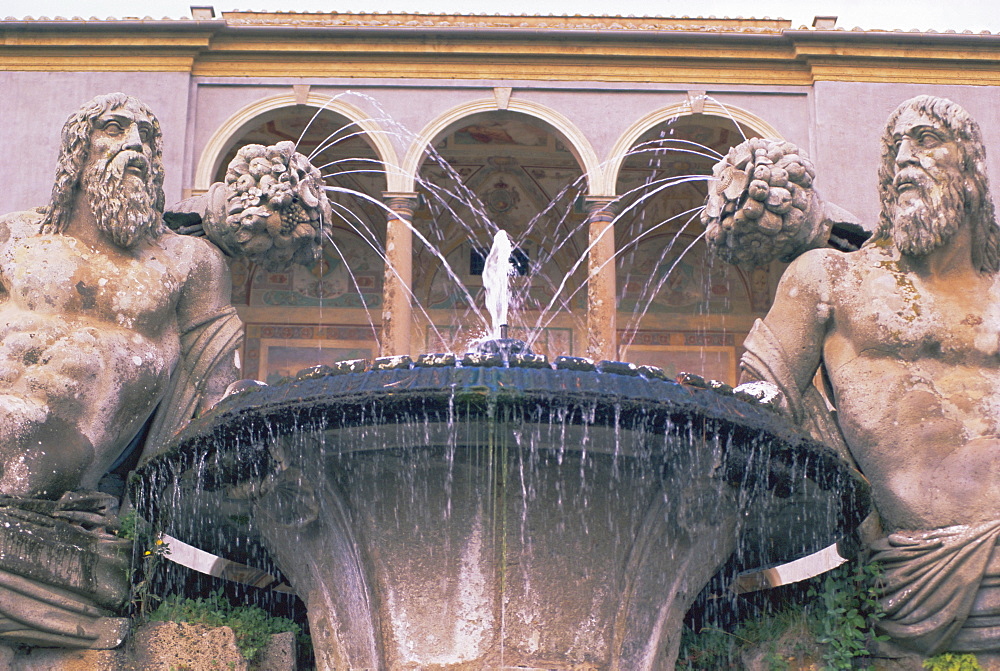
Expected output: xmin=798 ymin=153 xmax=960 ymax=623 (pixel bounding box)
xmin=919 ymin=132 xmax=941 ymax=148
xmin=103 ymin=121 xmax=123 ymax=136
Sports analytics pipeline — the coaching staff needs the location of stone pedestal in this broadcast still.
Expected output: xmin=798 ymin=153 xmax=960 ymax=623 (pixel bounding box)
xmin=0 ymin=497 xmax=130 ymax=649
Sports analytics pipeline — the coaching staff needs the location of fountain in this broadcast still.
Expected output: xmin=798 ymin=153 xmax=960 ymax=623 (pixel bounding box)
xmin=7 ymin=88 xmax=992 ymax=667
xmin=134 ymin=231 xmax=869 ymax=669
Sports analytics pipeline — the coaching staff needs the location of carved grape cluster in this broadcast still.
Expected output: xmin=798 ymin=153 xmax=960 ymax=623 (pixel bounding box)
xmin=701 ymin=138 xmax=820 ymax=267
xmin=219 ymin=141 xmax=332 ymax=271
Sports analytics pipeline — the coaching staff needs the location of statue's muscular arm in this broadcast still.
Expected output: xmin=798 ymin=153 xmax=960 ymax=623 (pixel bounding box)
xmin=174 ymin=234 xmax=242 ymax=415
xmin=743 ymin=248 xmax=841 ymax=396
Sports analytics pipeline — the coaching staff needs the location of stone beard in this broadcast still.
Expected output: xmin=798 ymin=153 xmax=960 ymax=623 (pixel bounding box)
xmin=891 ymin=162 xmax=965 ymax=257
xmin=81 ymin=148 xmax=160 ymax=249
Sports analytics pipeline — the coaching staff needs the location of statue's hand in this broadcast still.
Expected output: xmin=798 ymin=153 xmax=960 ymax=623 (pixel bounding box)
xmin=209 ymin=141 xmax=332 ymax=271
xmin=702 ymin=139 xmax=827 ymax=268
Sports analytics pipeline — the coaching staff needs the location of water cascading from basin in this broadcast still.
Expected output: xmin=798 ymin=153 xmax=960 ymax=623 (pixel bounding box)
xmin=133 ymin=354 xmax=869 ymax=670
xmin=141 ymin=112 xmax=870 ymax=668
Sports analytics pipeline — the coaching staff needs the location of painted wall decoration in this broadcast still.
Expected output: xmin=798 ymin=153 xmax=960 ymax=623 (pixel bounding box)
xmin=616 ymin=233 xmax=752 ymax=315
xmin=619 ymin=330 xmax=738 ymax=385
xmin=242 ymin=323 xmax=379 ymax=381
xmin=232 ymin=228 xmax=384 ymax=308
xmin=416 ymin=114 xmax=588 ymax=316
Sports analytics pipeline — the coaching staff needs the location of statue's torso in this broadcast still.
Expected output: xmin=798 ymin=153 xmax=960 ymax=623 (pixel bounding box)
xmin=821 ymin=246 xmax=1000 ymax=529
xmin=0 ymin=212 xmax=192 ymax=487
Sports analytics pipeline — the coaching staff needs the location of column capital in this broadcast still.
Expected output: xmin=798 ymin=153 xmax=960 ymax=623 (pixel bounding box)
xmin=583 ymin=195 xmax=618 ymax=206
xmin=381 ymin=191 xmax=421 ymax=203
xmin=582 ymin=196 xmax=619 ymax=219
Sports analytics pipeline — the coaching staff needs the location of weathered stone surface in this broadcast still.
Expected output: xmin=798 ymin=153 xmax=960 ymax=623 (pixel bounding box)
xmin=0 ymin=645 xmax=126 ymax=671
xmin=0 ymin=92 xmax=330 ymax=649
xmin=0 ymin=624 xmax=295 ymax=670
xmin=0 ymin=92 xmax=244 ymax=497
xmin=129 ymin=621 xmax=249 ymax=671
xmin=726 ymin=96 xmax=1000 ymax=655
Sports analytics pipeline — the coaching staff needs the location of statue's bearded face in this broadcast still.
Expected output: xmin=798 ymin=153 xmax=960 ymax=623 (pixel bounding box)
xmin=890 ymin=109 xmax=967 ymax=257
xmin=80 ymin=102 xmax=159 ymax=249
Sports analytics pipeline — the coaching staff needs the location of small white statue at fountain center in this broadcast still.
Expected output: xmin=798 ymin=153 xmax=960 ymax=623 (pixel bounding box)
xmin=482 ymin=229 xmax=515 ymax=341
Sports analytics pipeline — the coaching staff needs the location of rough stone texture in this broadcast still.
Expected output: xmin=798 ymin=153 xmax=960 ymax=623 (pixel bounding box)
xmin=0 ymin=92 xmax=243 ymax=496
xmin=0 ymin=92 xmax=247 ymax=649
xmin=730 ymin=95 xmax=1000 ymax=656
xmin=0 ymin=625 xmax=295 ymax=671
xmin=0 ymin=645 xmax=126 ymax=671
xmin=129 ymin=621 xmax=249 ymax=671
xmin=256 ymin=631 xmax=296 ymax=671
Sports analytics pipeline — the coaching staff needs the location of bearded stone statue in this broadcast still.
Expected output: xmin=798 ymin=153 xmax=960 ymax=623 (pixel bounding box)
xmin=708 ymin=96 xmax=1000 ymax=660
xmin=0 ymin=92 xmax=329 ymax=650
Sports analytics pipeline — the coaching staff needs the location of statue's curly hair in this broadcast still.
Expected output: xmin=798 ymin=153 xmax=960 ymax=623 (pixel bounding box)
xmin=39 ymin=93 xmax=165 ymax=235
xmin=876 ymin=95 xmax=1000 ymax=274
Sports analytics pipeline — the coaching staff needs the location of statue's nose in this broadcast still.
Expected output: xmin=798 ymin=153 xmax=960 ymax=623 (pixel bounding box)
xmin=123 ymin=124 xmax=143 ymax=151
xmin=895 ymin=137 xmax=918 ymax=166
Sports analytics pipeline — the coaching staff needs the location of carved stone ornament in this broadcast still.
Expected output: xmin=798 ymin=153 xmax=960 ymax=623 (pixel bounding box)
xmin=167 ymin=140 xmax=333 ymax=271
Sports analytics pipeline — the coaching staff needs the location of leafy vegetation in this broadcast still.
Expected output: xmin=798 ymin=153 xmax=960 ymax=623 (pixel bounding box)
xmin=678 ymin=559 xmax=902 ymax=670
xmin=149 ymin=590 xmax=302 ymax=663
xmin=811 ymin=560 xmax=888 ymax=669
xmin=676 ymin=605 xmax=820 ymax=670
xmin=923 ymin=653 xmax=984 ymax=671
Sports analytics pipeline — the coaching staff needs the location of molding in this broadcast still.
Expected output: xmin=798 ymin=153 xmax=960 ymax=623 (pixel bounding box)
xmin=599 ymin=99 xmax=784 ymax=196
xmin=6 ymin=19 xmax=1000 ymax=87
xmin=397 ymin=97 xmax=601 ymax=195
xmin=193 ymin=92 xmax=402 ymax=191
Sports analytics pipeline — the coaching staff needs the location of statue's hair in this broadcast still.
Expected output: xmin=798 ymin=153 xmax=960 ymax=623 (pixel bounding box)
xmin=876 ymin=95 xmax=1000 ymax=273
xmin=39 ymin=93 xmax=165 ymax=235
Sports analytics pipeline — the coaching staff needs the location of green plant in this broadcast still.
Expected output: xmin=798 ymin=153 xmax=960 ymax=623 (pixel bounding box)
xmin=812 ymin=560 xmax=888 ymax=670
xmin=118 ymin=508 xmax=138 ymax=541
xmin=150 ymin=590 xmax=301 ymax=663
xmin=676 ymin=606 xmax=817 ymax=670
xmin=923 ymin=653 xmax=984 ymax=671
xmin=676 ymin=623 xmax=740 ymax=669
xmin=121 ymin=510 xmax=171 ymax=617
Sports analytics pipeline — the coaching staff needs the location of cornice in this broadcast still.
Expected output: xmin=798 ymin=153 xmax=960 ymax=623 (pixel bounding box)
xmin=0 ymin=21 xmax=218 ymax=71
xmin=2 ymin=14 xmax=999 ymax=86
xmin=220 ymin=12 xmax=791 ymax=34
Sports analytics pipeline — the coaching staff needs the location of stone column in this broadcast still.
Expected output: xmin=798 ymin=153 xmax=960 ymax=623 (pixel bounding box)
xmin=584 ymin=197 xmax=618 ymax=362
xmin=380 ymin=192 xmax=419 ymax=358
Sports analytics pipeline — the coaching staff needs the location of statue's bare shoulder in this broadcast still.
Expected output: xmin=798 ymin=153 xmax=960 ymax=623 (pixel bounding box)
xmin=155 ymin=229 xmax=235 ymax=329
xmin=0 ymin=208 xmax=46 ymax=250
xmin=0 ymin=209 xmax=50 ymax=300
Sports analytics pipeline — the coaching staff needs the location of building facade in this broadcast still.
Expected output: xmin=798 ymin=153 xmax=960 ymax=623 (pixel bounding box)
xmin=4 ymin=10 xmax=1000 ymax=384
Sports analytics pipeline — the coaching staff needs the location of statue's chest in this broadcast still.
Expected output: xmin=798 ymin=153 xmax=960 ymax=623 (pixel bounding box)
xmin=2 ymin=237 xmax=181 ymax=330
xmin=844 ymin=269 xmax=1000 ymax=361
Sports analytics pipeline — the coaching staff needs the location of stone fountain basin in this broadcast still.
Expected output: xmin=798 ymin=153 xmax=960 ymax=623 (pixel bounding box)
xmin=135 ymin=356 xmax=869 ymax=670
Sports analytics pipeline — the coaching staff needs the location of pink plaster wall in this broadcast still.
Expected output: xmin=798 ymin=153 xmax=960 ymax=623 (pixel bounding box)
xmin=6 ymin=74 xmax=1000 ymax=239
xmin=0 ymin=71 xmax=191 ymax=214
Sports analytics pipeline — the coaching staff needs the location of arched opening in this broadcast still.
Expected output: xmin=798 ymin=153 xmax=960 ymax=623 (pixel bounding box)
xmin=218 ymin=106 xmax=388 ymax=382
xmin=411 ymin=110 xmax=589 ymax=358
xmin=613 ymin=114 xmax=776 ymax=385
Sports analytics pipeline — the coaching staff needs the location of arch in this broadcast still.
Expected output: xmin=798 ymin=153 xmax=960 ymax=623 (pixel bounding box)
xmin=397 ymin=98 xmax=602 ymax=195
xmin=194 ymin=93 xmax=401 ymax=191
xmin=600 ymin=100 xmax=785 ymax=197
